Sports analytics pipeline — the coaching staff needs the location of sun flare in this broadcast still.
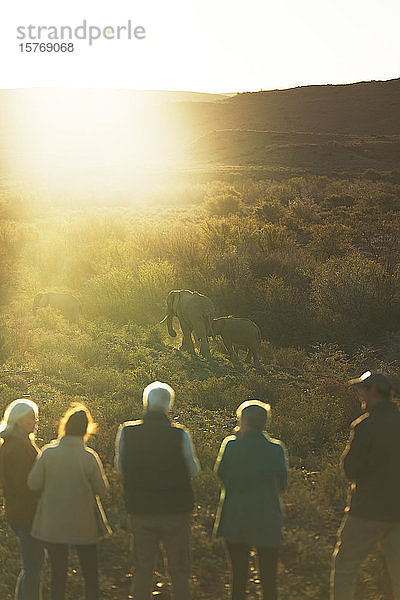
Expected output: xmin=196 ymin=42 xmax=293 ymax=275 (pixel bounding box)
xmin=1 ymin=89 xmax=186 ymax=201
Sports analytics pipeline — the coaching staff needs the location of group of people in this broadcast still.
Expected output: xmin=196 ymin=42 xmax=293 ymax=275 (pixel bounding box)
xmin=0 ymin=371 xmax=399 ymax=600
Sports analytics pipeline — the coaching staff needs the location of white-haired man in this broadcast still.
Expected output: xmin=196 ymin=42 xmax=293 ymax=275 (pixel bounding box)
xmin=115 ymin=381 xmax=200 ymax=600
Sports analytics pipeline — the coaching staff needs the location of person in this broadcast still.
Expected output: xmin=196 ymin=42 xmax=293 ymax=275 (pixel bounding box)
xmin=0 ymin=398 xmax=44 ymax=600
xmin=214 ymin=399 xmax=288 ymax=600
xmin=115 ymin=381 xmax=200 ymax=600
xmin=331 ymin=371 xmax=400 ymax=600
xmin=27 ymin=403 xmax=109 ymax=600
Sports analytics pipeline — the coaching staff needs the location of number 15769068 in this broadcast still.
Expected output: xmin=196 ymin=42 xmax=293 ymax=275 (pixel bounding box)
xmin=19 ymin=42 xmax=75 ymax=52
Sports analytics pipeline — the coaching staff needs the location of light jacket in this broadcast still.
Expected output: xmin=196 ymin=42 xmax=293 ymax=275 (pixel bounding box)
xmin=214 ymin=430 xmax=288 ymax=548
xmin=28 ymin=435 xmax=108 ymax=544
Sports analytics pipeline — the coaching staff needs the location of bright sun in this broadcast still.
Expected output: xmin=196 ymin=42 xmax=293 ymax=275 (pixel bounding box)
xmin=2 ymin=88 xmax=186 ymax=201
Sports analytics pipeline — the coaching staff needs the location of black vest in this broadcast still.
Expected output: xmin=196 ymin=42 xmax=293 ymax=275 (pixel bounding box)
xmin=120 ymin=412 xmax=194 ymax=515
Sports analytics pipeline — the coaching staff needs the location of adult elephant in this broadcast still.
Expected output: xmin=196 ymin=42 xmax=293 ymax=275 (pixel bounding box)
xmin=160 ymin=290 xmax=215 ymax=358
xmin=212 ymin=316 xmax=261 ymax=365
xmin=32 ymin=292 xmax=82 ymax=323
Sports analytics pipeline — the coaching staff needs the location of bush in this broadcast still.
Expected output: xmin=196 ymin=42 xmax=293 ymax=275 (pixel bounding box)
xmin=82 ymin=260 xmax=176 ymax=324
xmin=312 ymin=254 xmax=395 ymax=342
xmin=204 ymin=187 xmax=243 ymax=216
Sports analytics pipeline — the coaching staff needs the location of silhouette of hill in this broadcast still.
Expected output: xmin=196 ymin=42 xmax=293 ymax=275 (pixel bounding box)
xmin=181 ymin=79 xmax=400 ymax=172
xmin=1 ymin=79 xmax=399 ymax=182
xmin=220 ymin=78 xmax=400 ymax=135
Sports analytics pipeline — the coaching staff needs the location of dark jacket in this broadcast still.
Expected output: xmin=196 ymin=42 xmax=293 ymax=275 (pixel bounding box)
xmin=0 ymin=428 xmax=39 ymax=526
xmin=342 ymin=400 xmax=400 ymax=522
xmin=118 ymin=412 xmax=194 ymax=515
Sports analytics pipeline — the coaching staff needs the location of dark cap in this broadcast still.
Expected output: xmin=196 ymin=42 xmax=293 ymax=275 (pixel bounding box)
xmin=348 ymin=371 xmax=392 ymax=394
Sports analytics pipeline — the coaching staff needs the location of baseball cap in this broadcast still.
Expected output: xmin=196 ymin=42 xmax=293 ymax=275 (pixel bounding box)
xmin=348 ymin=371 xmax=392 ymax=394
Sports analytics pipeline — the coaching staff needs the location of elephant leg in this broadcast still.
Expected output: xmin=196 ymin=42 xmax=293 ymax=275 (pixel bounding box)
xmin=252 ymin=346 xmax=261 ymax=365
xmin=180 ymin=320 xmax=195 ymax=354
xmin=191 ymin=318 xmax=211 ymax=358
xmin=253 ymin=342 xmax=261 ymax=365
xmin=199 ymin=338 xmax=211 ymax=359
xmin=223 ymin=337 xmax=238 ymax=361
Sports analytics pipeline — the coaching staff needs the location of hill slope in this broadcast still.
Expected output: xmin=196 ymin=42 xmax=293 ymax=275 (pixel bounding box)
xmin=1 ymin=79 xmax=400 ymax=190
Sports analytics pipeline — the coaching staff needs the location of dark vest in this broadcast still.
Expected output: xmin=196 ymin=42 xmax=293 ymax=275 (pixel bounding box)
xmin=120 ymin=412 xmax=194 ymax=515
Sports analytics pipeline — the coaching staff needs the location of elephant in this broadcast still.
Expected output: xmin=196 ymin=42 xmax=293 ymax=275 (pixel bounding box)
xmin=160 ymin=290 xmax=215 ymax=358
xmin=212 ymin=316 xmax=261 ymax=365
xmin=32 ymin=292 xmax=82 ymax=323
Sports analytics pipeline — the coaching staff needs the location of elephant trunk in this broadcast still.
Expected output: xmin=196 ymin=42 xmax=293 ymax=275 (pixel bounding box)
xmin=166 ymin=315 xmax=177 ymax=337
xmin=160 ymin=313 xmax=177 ymax=337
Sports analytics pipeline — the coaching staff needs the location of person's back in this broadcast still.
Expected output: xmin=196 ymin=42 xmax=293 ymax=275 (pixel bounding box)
xmin=0 ymin=399 xmax=44 ymax=600
xmin=331 ymin=372 xmax=400 ymax=600
xmin=344 ymin=400 xmax=400 ymax=522
xmin=214 ymin=400 xmax=288 ymax=600
xmin=116 ymin=381 xmax=199 ymax=600
xmin=28 ymin=405 xmax=108 ymax=600
xmin=120 ymin=412 xmax=194 ymax=515
xmin=216 ymin=431 xmax=286 ymax=547
xmin=30 ymin=436 xmax=106 ymax=544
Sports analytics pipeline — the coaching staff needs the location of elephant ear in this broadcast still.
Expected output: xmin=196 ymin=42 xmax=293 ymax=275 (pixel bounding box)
xmin=169 ymin=290 xmax=180 ymax=315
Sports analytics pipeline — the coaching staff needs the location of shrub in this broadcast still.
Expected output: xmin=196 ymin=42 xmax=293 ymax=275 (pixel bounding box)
xmin=311 ymin=254 xmax=395 ymax=342
xmin=82 ymin=260 xmax=176 ymax=324
xmin=204 ymin=187 xmax=243 ymax=216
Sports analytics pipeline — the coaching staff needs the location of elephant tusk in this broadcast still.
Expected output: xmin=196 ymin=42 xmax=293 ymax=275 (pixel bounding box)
xmin=160 ymin=315 xmax=168 ymax=324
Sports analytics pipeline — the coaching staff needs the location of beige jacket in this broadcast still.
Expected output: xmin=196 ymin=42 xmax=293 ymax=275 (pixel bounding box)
xmin=28 ymin=435 xmax=108 ymax=544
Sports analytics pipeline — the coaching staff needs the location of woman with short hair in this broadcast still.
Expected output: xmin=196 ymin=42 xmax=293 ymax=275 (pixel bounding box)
xmin=214 ymin=399 xmax=288 ymax=600
xmin=28 ymin=403 xmax=109 ymax=600
xmin=0 ymin=398 xmax=44 ymax=600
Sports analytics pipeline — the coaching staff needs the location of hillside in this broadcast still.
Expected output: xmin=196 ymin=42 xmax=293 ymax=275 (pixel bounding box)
xmin=189 ymin=130 xmax=400 ymax=172
xmin=221 ymin=78 xmax=400 ymax=134
xmin=1 ymin=79 xmax=400 ymax=190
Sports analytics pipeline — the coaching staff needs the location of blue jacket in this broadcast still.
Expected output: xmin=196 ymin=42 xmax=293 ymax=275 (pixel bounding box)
xmin=214 ymin=430 xmax=288 ymax=547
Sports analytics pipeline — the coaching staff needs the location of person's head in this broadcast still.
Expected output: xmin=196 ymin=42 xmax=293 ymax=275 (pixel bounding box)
xmin=348 ymin=371 xmax=393 ymax=411
xmin=236 ymin=398 xmax=271 ymax=432
xmin=143 ymin=381 xmax=175 ymax=414
xmin=0 ymin=398 xmax=39 ymax=439
xmin=58 ymin=403 xmax=97 ymax=441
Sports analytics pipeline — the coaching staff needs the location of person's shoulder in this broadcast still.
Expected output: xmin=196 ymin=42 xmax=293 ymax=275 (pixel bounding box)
xmin=83 ymin=445 xmax=102 ymax=464
xmin=220 ymin=435 xmax=238 ymax=450
xmin=264 ymin=435 xmax=287 ymax=454
xmin=38 ymin=439 xmax=59 ymax=457
xmin=120 ymin=420 xmax=143 ymax=432
xmin=266 ymin=435 xmax=285 ymax=447
xmin=350 ymin=413 xmax=369 ymax=430
xmin=41 ymin=439 xmax=60 ymax=451
xmin=172 ymin=422 xmax=189 ymax=434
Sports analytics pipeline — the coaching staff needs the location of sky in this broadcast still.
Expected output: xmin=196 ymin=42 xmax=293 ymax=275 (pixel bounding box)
xmin=1 ymin=0 xmax=399 ymax=93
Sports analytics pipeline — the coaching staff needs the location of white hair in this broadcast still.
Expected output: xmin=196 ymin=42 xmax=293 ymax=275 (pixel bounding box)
xmin=0 ymin=398 xmax=39 ymax=438
xmin=236 ymin=399 xmax=271 ymax=430
xmin=143 ymin=381 xmax=175 ymax=412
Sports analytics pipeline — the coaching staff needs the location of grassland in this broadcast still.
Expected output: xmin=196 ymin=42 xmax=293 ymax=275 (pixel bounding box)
xmin=1 ymin=172 xmax=400 ymax=599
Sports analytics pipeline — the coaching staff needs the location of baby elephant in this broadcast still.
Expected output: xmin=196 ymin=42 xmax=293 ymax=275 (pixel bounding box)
xmin=212 ymin=316 xmax=261 ymax=365
xmin=33 ymin=292 xmax=82 ymax=323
